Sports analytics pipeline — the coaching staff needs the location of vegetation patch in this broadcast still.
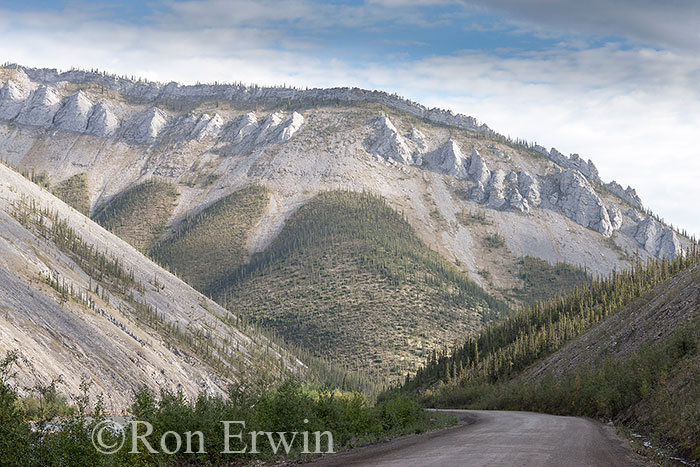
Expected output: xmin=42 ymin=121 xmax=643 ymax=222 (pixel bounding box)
xmin=0 ymin=354 xmax=456 ymax=466
xmin=483 ymin=232 xmax=505 ymax=249
xmin=508 ymin=256 xmax=590 ymax=305
xmin=152 ymin=184 xmax=269 ymax=292
xmin=217 ymin=191 xmax=509 ymax=381
xmin=93 ymin=179 xmax=179 ymax=253
xmin=52 ymin=172 xmax=90 ymax=216
xmin=456 ymin=209 xmax=491 ymax=226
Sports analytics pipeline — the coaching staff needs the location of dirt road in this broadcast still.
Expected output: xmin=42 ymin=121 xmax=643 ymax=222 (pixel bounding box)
xmin=307 ymin=410 xmax=652 ymax=466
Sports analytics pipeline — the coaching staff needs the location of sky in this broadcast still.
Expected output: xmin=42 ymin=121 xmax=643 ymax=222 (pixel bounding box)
xmin=0 ymin=0 xmax=698 ymax=236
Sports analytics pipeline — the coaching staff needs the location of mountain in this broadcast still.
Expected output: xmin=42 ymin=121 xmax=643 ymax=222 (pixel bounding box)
xmin=0 ymin=63 xmax=694 ymax=379
xmin=0 ymin=162 xmax=302 ymax=411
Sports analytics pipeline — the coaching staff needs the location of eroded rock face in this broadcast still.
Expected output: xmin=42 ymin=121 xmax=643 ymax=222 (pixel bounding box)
xmin=0 ymin=80 xmax=29 ymax=120
xmin=468 ymin=148 xmax=491 ymax=185
xmin=279 ymin=111 xmax=304 ymax=142
xmin=541 ymin=147 xmax=602 ymax=184
xmin=54 ymin=91 xmax=94 ymax=132
xmin=368 ymin=115 xmax=416 ymax=165
xmin=427 ymin=140 xmax=468 ymax=178
xmin=233 ymin=112 xmax=259 ymax=142
xmin=609 ymin=205 xmax=623 ymax=231
xmin=407 ymin=128 xmax=426 ymax=150
xmin=192 ymin=113 xmax=224 ymax=141
xmin=605 ymin=180 xmax=643 ymax=209
xmin=518 ymin=171 xmax=541 ymax=207
xmin=634 ymin=217 xmax=682 ymax=259
xmin=487 ymin=169 xmax=507 ymax=209
xmin=123 ymin=107 xmax=168 ymax=143
xmin=549 ymin=169 xmax=615 ymax=237
xmin=86 ymin=102 xmax=119 ymax=137
xmin=16 ymin=85 xmax=61 ymax=127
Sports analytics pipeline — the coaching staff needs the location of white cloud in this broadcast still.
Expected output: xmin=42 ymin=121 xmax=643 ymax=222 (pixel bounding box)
xmin=464 ymin=0 xmax=700 ymax=51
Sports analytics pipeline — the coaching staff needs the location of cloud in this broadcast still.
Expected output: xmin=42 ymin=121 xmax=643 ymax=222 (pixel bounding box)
xmin=464 ymin=0 xmax=700 ymax=51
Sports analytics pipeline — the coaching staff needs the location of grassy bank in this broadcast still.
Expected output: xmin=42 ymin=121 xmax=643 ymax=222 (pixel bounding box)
xmin=0 ymin=353 xmax=455 ymax=466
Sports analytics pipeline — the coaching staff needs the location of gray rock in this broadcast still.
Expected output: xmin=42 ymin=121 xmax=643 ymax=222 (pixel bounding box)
xmin=546 ymin=148 xmax=602 ymax=184
xmin=406 ymin=128 xmax=426 ymax=150
xmin=551 ymin=169 xmax=614 ymax=237
xmin=86 ymin=102 xmax=119 ymax=137
xmin=605 ymin=180 xmax=643 ymax=208
xmin=487 ymin=169 xmax=507 ymax=209
xmin=123 ymin=107 xmax=168 ymax=143
xmin=427 ymin=139 xmax=468 ymax=178
xmin=15 ymin=85 xmax=61 ymax=127
xmin=518 ymin=171 xmax=541 ymax=206
xmin=634 ymin=217 xmax=682 ymax=259
xmin=0 ymin=79 xmax=28 ymax=120
xmin=507 ymin=189 xmax=529 ymax=214
xmin=470 ymin=182 xmax=487 ymax=203
xmin=609 ymin=205 xmax=623 ymax=230
xmin=53 ymin=90 xmax=94 ymax=132
xmin=468 ymin=148 xmax=491 ymax=185
xmin=368 ymin=115 xmax=415 ymax=165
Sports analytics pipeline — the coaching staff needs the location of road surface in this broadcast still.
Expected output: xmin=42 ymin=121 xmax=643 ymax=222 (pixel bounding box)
xmin=307 ymin=410 xmax=652 ymax=467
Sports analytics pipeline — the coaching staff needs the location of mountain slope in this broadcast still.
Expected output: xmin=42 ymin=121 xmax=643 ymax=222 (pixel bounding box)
xmin=217 ymin=191 xmax=509 ymax=380
xmin=0 ymin=163 xmax=301 ymax=410
xmin=92 ymin=179 xmax=179 ymax=252
xmin=152 ymin=184 xmax=269 ymax=291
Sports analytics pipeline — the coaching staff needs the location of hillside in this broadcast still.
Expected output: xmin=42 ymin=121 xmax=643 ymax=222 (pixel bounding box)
xmin=217 ymin=191 xmax=509 ymax=380
xmin=0 ymin=163 xmax=302 ymax=410
xmin=92 ymin=179 xmax=179 ymax=252
xmin=152 ymin=184 xmax=269 ymax=291
xmin=402 ymin=251 xmax=700 ymax=462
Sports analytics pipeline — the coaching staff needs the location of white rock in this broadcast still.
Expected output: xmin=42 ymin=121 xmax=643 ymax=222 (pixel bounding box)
xmin=0 ymin=80 xmax=27 ymax=120
xmin=279 ymin=112 xmax=304 ymax=142
xmin=487 ymin=169 xmax=507 ymax=209
xmin=15 ymin=85 xmax=61 ymax=127
xmin=233 ymin=112 xmax=259 ymax=142
xmin=507 ymin=189 xmax=529 ymax=214
xmin=518 ymin=171 xmax=541 ymax=206
xmin=53 ymin=90 xmax=94 ymax=132
xmin=192 ymin=113 xmax=224 ymax=140
xmin=86 ymin=102 xmax=119 ymax=137
xmin=609 ymin=205 xmax=623 ymax=231
xmin=428 ymin=140 xmax=468 ymax=178
xmin=123 ymin=107 xmax=168 ymax=143
xmin=368 ymin=115 xmax=415 ymax=165
xmin=468 ymin=148 xmax=491 ymax=185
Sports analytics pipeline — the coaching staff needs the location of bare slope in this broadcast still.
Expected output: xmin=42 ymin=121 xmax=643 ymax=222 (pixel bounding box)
xmin=0 ymin=163 xmax=301 ymax=411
